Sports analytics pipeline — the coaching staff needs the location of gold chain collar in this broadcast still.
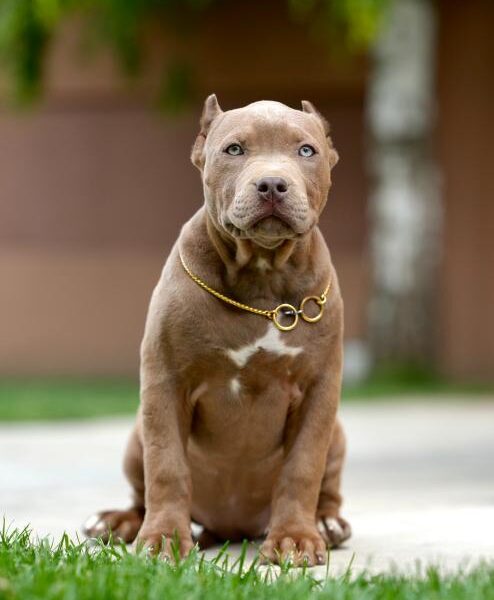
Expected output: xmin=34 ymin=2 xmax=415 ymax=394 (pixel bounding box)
xmin=179 ymin=253 xmax=331 ymax=332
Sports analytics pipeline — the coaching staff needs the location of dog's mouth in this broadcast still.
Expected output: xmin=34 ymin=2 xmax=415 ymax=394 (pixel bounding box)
xmin=252 ymin=214 xmax=294 ymax=233
xmin=224 ymin=216 xmax=299 ymax=248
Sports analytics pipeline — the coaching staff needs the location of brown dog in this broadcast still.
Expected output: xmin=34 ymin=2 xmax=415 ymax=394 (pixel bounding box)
xmin=84 ymin=95 xmax=351 ymax=566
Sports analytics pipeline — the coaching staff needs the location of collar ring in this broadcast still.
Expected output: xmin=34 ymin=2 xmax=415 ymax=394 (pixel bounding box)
xmin=300 ymin=295 xmax=325 ymax=323
xmin=272 ymin=304 xmax=299 ymax=331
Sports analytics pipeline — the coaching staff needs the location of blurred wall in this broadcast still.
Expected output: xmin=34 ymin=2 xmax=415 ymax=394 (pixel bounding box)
xmin=1 ymin=0 xmax=492 ymax=382
xmin=0 ymin=1 xmax=368 ymax=376
xmin=437 ymin=0 xmax=494 ymax=380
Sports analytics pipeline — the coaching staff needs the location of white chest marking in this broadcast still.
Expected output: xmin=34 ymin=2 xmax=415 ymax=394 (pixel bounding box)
xmin=226 ymin=325 xmax=303 ymax=369
xmin=229 ymin=376 xmax=242 ymax=397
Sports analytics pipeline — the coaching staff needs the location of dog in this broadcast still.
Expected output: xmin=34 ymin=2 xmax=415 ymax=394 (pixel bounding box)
xmin=84 ymin=95 xmax=351 ymax=566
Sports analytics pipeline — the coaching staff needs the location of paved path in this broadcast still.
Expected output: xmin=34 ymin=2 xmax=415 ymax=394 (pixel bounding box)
xmin=1 ymin=399 xmax=493 ymax=575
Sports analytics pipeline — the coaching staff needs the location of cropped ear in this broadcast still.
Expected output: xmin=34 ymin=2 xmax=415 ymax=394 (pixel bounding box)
xmin=191 ymin=94 xmax=223 ymax=170
xmin=301 ymin=100 xmax=339 ymax=169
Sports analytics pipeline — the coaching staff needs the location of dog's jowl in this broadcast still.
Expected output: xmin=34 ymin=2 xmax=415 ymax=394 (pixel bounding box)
xmin=84 ymin=96 xmax=351 ymax=566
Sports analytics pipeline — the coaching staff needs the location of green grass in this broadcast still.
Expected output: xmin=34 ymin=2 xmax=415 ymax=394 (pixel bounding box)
xmin=343 ymin=370 xmax=494 ymax=400
xmin=0 ymin=373 xmax=492 ymax=422
xmin=0 ymin=526 xmax=493 ymax=600
xmin=0 ymin=379 xmax=139 ymax=421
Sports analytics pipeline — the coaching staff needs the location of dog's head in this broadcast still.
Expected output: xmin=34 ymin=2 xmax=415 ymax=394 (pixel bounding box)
xmin=191 ymin=95 xmax=338 ymax=249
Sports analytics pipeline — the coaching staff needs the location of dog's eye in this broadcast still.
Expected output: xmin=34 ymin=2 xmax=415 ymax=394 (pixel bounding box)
xmin=225 ymin=144 xmax=244 ymax=156
xmin=298 ymin=145 xmax=316 ymax=158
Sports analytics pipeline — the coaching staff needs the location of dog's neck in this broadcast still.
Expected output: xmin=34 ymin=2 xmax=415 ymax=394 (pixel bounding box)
xmin=205 ymin=212 xmax=315 ymax=284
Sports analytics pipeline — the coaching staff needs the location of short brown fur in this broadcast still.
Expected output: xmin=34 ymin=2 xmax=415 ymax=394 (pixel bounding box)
xmin=84 ymin=96 xmax=351 ymax=566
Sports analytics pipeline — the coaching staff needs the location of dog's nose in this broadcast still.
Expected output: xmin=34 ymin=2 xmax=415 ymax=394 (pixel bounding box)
xmin=256 ymin=177 xmax=288 ymax=202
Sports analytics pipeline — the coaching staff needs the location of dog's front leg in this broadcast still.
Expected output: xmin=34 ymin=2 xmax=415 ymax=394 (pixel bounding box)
xmin=260 ymin=360 xmax=341 ymax=567
xmin=136 ymin=349 xmax=194 ymax=560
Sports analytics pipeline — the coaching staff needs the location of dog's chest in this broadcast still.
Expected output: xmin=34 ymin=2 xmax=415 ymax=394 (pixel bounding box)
xmin=189 ymin=322 xmax=310 ymax=412
xmin=224 ymin=325 xmax=303 ymax=370
xmin=187 ymin=322 xmax=311 ymax=454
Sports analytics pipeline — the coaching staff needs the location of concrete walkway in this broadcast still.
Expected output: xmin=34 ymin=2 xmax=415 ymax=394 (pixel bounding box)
xmin=1 ymin=399 xmax=493 ymax=575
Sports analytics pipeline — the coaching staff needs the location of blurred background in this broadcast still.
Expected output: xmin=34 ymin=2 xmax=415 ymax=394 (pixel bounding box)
xmin=0 ymin=0 xmax=493 ymax=420
xmin=1 ymin=1 xmax=493 ymax=568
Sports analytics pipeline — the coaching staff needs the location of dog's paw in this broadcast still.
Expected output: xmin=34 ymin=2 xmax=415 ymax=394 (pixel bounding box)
xmin=82 ymin=508 xmax=144 ymax=543
xmin=317 ymin=515 xmax=352 ymax=548
xmin=135 ymin=524 xmax=194 ymax=561
xmin=260 ymin=528 xmax=327 ymax=567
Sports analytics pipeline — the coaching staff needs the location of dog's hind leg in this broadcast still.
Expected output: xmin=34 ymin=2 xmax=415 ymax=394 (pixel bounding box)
xmin=316 ymin=419 xmax=352 ymax=548
xmin=83 ymin=425 xmax=145 ymax=543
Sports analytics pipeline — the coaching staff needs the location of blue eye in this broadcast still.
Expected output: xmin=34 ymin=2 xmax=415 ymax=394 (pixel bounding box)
xmin=299 ymin=145 xmax=316 ymax=157
xmin=225 ymin=144 xmax=244 ymax=156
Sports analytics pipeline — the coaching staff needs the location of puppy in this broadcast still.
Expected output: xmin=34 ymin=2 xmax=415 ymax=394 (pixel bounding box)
xmin=84 ymin=95 xmax=351 ymax=566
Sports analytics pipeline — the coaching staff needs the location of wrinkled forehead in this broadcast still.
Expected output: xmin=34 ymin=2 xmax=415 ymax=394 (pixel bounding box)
xmin=208 ymin=101 xmax=326 ymax=147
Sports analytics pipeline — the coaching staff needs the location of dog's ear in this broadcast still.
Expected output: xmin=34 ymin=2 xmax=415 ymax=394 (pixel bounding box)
xmin=191 ymin=94 xmax=223 ymax=170
xmin=301 ymin=100 xmax=339 ymax=169
xmin=199 ymin=94 xmax=223 ymax=134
